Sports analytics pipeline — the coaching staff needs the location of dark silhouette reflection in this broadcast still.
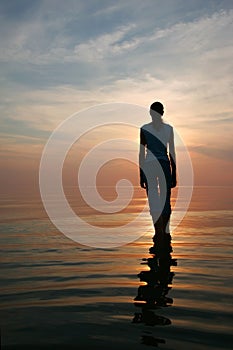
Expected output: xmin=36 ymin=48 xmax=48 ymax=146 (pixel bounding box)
xmin=132 ymin=235 xmax=177 ymax=346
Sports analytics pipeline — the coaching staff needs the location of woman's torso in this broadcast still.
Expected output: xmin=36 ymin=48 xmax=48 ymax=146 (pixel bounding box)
xmin=141 ymin=122 xmax=172 ymax=162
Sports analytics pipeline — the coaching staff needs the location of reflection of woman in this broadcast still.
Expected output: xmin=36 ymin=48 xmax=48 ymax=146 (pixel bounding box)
xmin=139 ymin=102 xmax=177 ymax=239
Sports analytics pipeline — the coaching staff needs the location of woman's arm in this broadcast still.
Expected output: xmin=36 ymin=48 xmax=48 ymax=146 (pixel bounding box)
xmin=139 ymin=128 xmax=147 ymax=189
xmin=169 ymin=127 xmax=177 ymax=188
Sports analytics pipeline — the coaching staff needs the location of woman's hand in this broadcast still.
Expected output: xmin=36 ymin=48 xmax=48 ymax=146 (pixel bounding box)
xmin=140 ymin=178 xmax=147 ymax=189
xmin=140 ymin=170 xmax=147 ymax=189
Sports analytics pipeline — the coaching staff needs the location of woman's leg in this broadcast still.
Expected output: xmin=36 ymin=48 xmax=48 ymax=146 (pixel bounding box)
xmin=144 ymin=161 xmax=162 ymax=224
xmin=143 ymin=161 xmax=166 ymax=251
xmin=158 ymin=160 xmax=172 ymax=245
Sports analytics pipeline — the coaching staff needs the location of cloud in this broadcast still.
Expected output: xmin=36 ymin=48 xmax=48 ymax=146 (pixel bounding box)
xmin=92 ymin=3 xmax=125 ymax=17
xmin=188 ymin=144 xmax=233 ymax=162
xmin=1 ymin=3 xmax=233 ymax=154
xmin=73 ymin=24 xmax=137 ymax=62
xmin=1 ymin=5 xmax=232 ymax=128
xmin=1 ymin=4 xmax=232 ymax=68
xmin=0 ymin=6 xmax=232 ymax=119
xmin=0 ymin=116 xmax=50 ymax=140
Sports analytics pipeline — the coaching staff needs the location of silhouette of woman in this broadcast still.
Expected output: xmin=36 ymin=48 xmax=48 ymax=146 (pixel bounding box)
xmin=139 ymin=102 xmax=177 ymax=249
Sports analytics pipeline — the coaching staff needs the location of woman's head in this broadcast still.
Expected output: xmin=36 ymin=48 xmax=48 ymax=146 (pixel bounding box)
xmin=150 ymin=102 xmax=164 ymax=116
xmin=150 ymin=102 xmax=164 ymax=118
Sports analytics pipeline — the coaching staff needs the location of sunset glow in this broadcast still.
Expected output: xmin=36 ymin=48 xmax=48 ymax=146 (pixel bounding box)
xmin=0 ymin=1 xmax=232 ymax=209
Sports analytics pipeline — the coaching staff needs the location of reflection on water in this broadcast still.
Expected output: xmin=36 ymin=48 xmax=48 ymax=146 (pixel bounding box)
xmin=133 ymin=231 xmax=177 ymax=346
xmin=0 ymin=190 xmax=233 ymax=349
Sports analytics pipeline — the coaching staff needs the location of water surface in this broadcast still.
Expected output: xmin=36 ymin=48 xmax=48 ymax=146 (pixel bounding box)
xmin=1 ymin=187 xmax=233 ymax=349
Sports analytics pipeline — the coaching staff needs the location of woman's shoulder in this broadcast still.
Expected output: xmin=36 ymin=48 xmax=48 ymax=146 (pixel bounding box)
xmin=141 ymin=122 xmax=153 ymax=131
xmin=162 ymin=122 xmax=173 ymax=130
xmin=160 ymin=122 xmax=173 ymax=141
xmin=141 ymin=122 xmax=173 ymax=135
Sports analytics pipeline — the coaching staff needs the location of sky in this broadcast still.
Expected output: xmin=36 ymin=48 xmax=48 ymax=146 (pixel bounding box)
xmin=0 ymin=0 xmax=233 ymax=199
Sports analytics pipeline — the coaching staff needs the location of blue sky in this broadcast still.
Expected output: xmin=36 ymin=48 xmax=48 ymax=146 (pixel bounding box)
xmin=1 ymin=0 xmax=233 ymax=188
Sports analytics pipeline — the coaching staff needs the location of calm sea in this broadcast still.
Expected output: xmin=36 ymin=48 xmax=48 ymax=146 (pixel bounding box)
xmin=1 ymin=186 xmax=233 ymax=349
